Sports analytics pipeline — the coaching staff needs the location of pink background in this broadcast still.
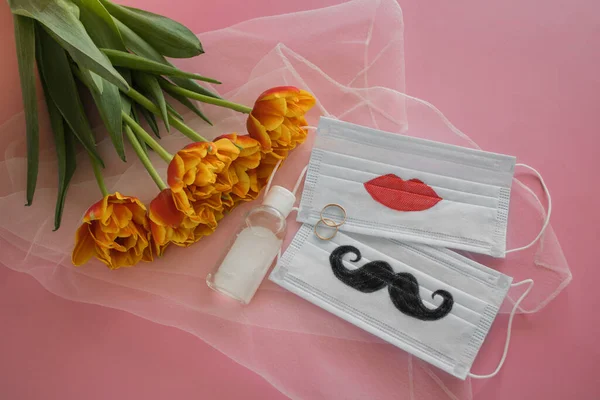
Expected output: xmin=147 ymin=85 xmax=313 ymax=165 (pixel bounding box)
xmin=1 ymin=0 xmax=598 ymax=399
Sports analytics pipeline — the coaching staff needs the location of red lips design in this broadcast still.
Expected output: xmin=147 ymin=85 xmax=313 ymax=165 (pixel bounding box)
xmin=364 ymin=174 xmax=442 ymax=211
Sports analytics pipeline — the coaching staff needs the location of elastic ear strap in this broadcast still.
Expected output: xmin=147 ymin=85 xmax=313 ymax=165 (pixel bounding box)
xmin=506 ymin=164 xmax=552 ymax=254
xmin=263 ymin=159 xmax=283 ymax=199
xmin=468 ymin=279 xmax=535 ymax=379
xmin=264 ymin=126 xmax=316 ymax=198
xmin=292 ymin=126 xmax=316 ymax=196
xmin=287 ymin=166 xmax=309 ymax=216
xmin=293 ymin=164 xmax=309 ymax=196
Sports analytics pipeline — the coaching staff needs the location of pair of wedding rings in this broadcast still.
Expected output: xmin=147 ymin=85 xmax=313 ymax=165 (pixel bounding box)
xmin=314 ymin=203 xmax=347 ymax=241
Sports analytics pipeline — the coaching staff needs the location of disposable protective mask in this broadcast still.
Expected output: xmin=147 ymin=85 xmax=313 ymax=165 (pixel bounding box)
xmin=297 ymin=117 xmax=549 ymax=258
xmin=270 ymin=224 xmax=533 ymax=380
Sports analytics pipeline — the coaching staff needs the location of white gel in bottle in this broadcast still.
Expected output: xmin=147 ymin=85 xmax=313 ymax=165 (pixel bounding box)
xmin=206 ymin=186 xmax=295 ymax=304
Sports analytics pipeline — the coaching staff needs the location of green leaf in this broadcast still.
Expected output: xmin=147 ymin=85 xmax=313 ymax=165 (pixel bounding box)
xmin=46 ymin=89 xmax=76 ymax=231
xmin=130 ymin=102 xmax=140 ymax=124
xmin=120 ymin=93 xmax=132 ymax=115
xmin=160 ymin=78 xmax=212 ymax=125
xmin=101 ymin=0 xmax=202 ymax=58
xmin=73 ymin=0 xmax=125 ymax=50
xmin=158 ymin=76 xmax=252 ymax=115
xmin=13 ymin=15 xmax=38 ymax=206
xmin=101 ymin=49 xmax=220 ymax=84
xmin=74 ymin=66 xmax=125 ymax=161
xmin=132 ymin=72 xmax=169 ymax=131
xmin=170 ymin=77 xmax=221 ymax=99
xmin=9 ymin=0 xmax=129 ymax=91
xmin=35 ymin=26 xmax=103 ymax=167
xmin=137 ymin=104 xmax=160 ymax=138
xmin=116 ymin=67 xmax=132 ymax=85
xmin=130 ymin=106 xmax=148 ymax=156
xmin=116 ymin=68 xmax=132 ymax=111
xmin=58 ymin=126 xmax=77 ymax=221
xmin=165 ymin=102 xmax=183 ymax=121
xmin=38 ymin=40 xmax=76 ymax=230
xmin=114 ymin=17 xmax=220 ymax=99
xmin=124 ymin=87 xmax=206 ymax=142
xmin=112 ymin=17 xmax=162 ymax=60
xmin=77 ymin=66 xmax=104 ymax=96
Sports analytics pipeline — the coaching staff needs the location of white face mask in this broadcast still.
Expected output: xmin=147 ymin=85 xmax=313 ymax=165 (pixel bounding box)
xmin=270 ymin=224 xmax=533 ymax=380
xmin=297 ymin=117 xmax=549 ymax=258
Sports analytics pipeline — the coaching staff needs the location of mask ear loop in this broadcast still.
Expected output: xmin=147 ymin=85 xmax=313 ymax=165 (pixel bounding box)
xmin=468 ymin=278 xmax=535 ymax=379
xmin=264 ymin=125 xmax=316 ymax=199
xmin=269 ymin=125 xmax=316 ymax=264
xmin=274 ymin=164 xmax=309 ymax=264
xmin=263 ymin=159 xmax=283 ymax=200
xmin=505 ymin=164 xmax=552 ymax=254
xmin=274 ymin=161 xmax=308 ymax=263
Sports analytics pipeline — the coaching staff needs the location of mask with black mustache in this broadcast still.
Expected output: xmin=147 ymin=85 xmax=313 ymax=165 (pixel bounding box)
xmin=330 ymin=245 xmax=453 ymax=321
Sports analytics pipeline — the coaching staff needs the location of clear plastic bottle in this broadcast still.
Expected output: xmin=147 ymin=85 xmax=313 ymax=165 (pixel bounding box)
xmin=206 ymin=186 xmax=295 ymax=304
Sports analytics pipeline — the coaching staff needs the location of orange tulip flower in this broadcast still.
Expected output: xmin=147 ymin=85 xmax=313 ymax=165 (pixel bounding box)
xmin=216 ymin=133 xmax=262 ymax=201
xmin=247 ymin=86 xmax=316 ymax=153
xmin=237 ymin=168 xmax=262 ymax=204
xmin=163 ymin=137 xmax=242 ymax=249
xmin=148 ymin=189 xmax=197 ymax=255
xmin=149 ymin=188 xmax=227 ymax=255
xmin=72 ymin=192 xmax=153 ymax=269
xmin=167 ymin=140 xmax=240 ymax=202
xmin=191 ymin=192 xmax=225 ymax=241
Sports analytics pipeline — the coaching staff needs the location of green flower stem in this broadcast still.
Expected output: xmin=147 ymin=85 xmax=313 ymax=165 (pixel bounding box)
xmin=124 ymin=87 xmax=207 ymax=142
xmin=170 ymin=113 xmax=206 ymax=142
xmin=161 ymin=81 xmax=253 ymax=114
xmin=124 ymin=125 xmax=167 ymax=190
xmin=90 ymin=154 xmax=108 ymax=197
xmin=122 ymin=111 xmax=173 ymax=163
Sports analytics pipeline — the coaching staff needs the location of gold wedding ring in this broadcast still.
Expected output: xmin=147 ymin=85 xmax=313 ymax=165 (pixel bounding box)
xmin=319 ymin=203 xmax=347 ymax=227
xmin=314 ymin=218 xmax=339 ymax=241
xmin=314 ymin=203 xmax=347 ymax=241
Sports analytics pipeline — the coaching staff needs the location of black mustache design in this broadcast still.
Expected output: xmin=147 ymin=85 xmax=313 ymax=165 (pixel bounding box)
xmin=329 ymin=245 xmax=454 ymax=321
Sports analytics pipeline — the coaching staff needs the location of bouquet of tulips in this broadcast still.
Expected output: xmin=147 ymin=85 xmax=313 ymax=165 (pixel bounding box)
xmin=8 ymin=0 xmax=316 ymax=269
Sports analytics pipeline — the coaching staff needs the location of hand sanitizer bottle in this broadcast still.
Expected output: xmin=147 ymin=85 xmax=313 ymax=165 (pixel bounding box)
xmin=206 ymin=186 xmax=295 ymax=304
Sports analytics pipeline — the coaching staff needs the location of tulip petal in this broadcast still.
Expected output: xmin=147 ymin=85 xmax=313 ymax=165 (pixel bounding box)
xmin=84 ymin=196 xmax=107 ymax=222
xmin=72 ymin=224 xmax=96 ymax=266
xmin=182 ymin=141 xmax=212 ymax=153
xmin=237 ymin=152 xmax=261 ymax=169
xmin=125 ymin=202 xmax=149 ymax=227
xmin=258 ymin=86 xmax=300 ymax=100
xmin=248 ymin=169 xmax=260 ymax=192
xmin=101 ymin=202 xmax=117 ymax=225
xmin=252 ymin=98 xmax=286 ymax=130
xmin=285 ymin=90 xmax=316 ymax=117
xmin=112 ymin=204 xmax=133 ymax=228
xmin=192 ymin=162 xmax=216 ymax=187
xmin=167 ymin=154 xmax=186 ymax=190
xmin=247 ymin=114 xmax=272 ymax=151
xmin=171 ymin=189 xmax=195 ymax=216
xmin=214 ymin=137 xmax=241 ymax=160
xmin=150 ymin=221 xmax=167 ymax=245
xmin=277 ymin=123 xmax=292 ymax=146
xmin=141 ymin=240 xmax=154 ymax=262
xmin=150 ymin=189 xmax=185 ymax=227
xmin=232 ymin=164 xmax=250 ymax=198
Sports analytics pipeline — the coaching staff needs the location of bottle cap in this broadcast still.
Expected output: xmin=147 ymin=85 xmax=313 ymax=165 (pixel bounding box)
xmin=263 ymin=186 xmax=296 ymax=218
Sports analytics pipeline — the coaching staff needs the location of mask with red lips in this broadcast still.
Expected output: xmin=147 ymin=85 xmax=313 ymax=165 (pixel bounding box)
xmin=363 ymin=174 xmax=442 ymax=212
xmin=298 ymin=117 xmax=549 ymax=258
